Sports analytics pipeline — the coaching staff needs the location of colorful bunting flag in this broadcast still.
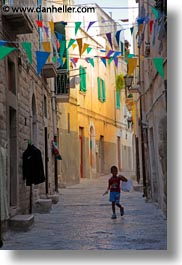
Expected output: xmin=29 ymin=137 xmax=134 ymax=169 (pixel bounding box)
xmin=42 ymin=41 xmax=51 ymax=62
xmin=128 ymin=54 xmax=135 ymax=58
xmin=149 ymin=20 xmax=154 ymax=34
xmin=42 ymin=41 xmax=51 ymax=52
xmin=59 ymin=40 xmax=66 ymax=59
xmin=137 ymin=17 xmax=145 ymax=25
xmin=36 ymin=20 xmax=43 ymax=27
xmin=75 ymin=22 xmax=82 ymax=35
xmin=0 ymin=40 xmax=7 ymax=46
xmin=87 ymin=47 xmax=92 ymax=54
xmin=106 ymin=50 xmax=114 ymax=58
xmin=56 ymin=40 xmax=60 ymax=49
xmin=127 ymin=58 xmax=138 ymax=75
xmin=100 ymin=57 xmax=106 ymax=67
xmin=21 ymin=42 xmax=32 ymax=64
xmin=152 ymin=57 xmax=164 ymax=78
xmin=67 ymin=39 xmax=75 ymax=49
xmin=106 ymin=33 xmax=113 ymax=49
xmin=81 ymin=43 xmax=90 ymax=56
xmin=88 ymin=58 xmax=94 ymax=67
xmin=36 ymin=51 xmax=50 ymax=75
xmin=49 ymin=21 xmax=54 ymax=34
xmin=87 ymin=21 xmax=96 ymax=32
xmin=0 ymin=46 xmax=16 ymax=60
xmin=62 ymin=57 xmax=67 ymax=65
xmin=43 ymin=26 xmax=49 ymax=37
xmin=52 ymin=56 xmax=57 ymax=63
xmin=72 ymin=43 xmax=77 ymax=50
xmin=76 ymin=38 xmax=82 ymax=57
xmin=130 ymin=27 xmax=134 ymax=35
xmin=112 ymin=51 xmax=121 ymax=59
xmin=151 ymin=7 xmax=159 ymax=19
xmin=56 ymin=33 xmax=63 ymax=41
xmin=70 ymin=58 xmax=79 ymax=67
xmin=114 ymin=57 xmax=118 ymax=67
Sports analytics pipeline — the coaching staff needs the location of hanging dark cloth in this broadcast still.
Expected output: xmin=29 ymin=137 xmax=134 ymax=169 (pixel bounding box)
xmin=23 ymin=144 xmax=45 ymax=186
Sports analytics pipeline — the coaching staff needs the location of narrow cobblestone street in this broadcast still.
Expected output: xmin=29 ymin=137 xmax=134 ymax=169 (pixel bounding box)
xmin=2 ymin=176 xmax=167 ymax=250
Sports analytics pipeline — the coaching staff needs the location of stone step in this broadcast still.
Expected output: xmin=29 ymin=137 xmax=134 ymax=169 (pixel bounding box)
xmin=33 ymin=199 xmax=52 ymax=214
xmin=9 ymin=215 xmax=34 ymax=232
xmin=40 ymin=194 xmax=59 ymax=204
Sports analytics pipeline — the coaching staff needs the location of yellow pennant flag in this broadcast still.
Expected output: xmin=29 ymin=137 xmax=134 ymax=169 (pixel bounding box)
xmin=127 ymin=58 xmax=138 ymax=75
xmin=81 ymin=43 xmax=89 ymax=56
xmin=76 ymin=38 xmax=83 ymax=57
xmin=42 ymin=41 xmax=51 ymax=62
xmin=139 ymin=24 xmax=144 ymax=33
xmin=49 ymin=21 xmax=54 ymax=34
xmin=63 ymin=57 xmax=67 ymax=65
xmin=141 ymin=55 xmax=144 ymax=61
xmin=72 ymin=43 xmax=77 ymax=50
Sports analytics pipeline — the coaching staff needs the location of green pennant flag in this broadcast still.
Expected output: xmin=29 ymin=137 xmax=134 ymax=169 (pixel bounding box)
xmin=0 ymin=46 xmax=16 ymax=60
xmin=128 ymin=54 xmax=135 ymax=58
xmin=88 ymin=58 xmax=94 ymax=67
xmin=52 ymin=56 xmax=57 ymax=62
xmin=59 ymin=40 xmax=66 ymax=59
xmin=108 ymin=57 xmax=114 ymax=64
xmin=87 ymin=47 xmax=92 ymax=54
xmin=151 ymin=7 xmax=159 ymax=19
xmin=153 ymin=57 xmax=164 ymax=78
xmin=67 ymin=39 xmax=75 ymax=49
xmin=22 ymin=42 xmax=32 ymax=64
xmin=130 ymin=27 xmax=134 ymax=35
xmin=75 ymin=22 xmax=81 ymax=35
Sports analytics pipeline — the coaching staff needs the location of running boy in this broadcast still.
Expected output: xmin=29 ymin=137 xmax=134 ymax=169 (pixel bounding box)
xmin=103 ymin=165 xmax=128 ymax=219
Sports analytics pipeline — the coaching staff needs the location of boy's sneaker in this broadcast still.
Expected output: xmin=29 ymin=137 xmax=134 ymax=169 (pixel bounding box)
xmin=120 ymin=207 xmax=124 ymax=216
xmin=111 ymin=213 xmax=117 ymax=219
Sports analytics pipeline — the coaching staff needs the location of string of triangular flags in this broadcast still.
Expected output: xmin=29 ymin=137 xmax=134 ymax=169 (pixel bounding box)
xmin=0 ymin=42 xmax=165 ymax=78
xmin=0 ymin=4 xmax=165 ymax=78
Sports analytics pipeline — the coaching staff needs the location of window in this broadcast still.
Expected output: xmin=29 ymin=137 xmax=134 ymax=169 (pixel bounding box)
xmin=116 ymin=90 xmax=120 ymax=109
xmin=97 ymin=77 xmax=106 ymax=102
xmin=8 ymin=59 xmax=16 ymax=95
xmin=79 ymin=66 xmax=87 ymax=92
xmin=44 ymin=95 xmax=47 ymax=118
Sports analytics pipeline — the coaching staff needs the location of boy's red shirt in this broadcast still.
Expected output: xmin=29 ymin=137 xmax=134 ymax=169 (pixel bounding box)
xmin=109 ymin=176 xmax=121 ymax=192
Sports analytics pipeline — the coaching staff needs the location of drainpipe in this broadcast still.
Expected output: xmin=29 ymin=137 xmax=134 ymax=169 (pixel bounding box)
xmin=0 ymin=185 xmax=3 ymax=248
xmin=51 ymin=79 xmax=58 ymax=192
xmin=138 ymin=0 xmax=147 ymax=197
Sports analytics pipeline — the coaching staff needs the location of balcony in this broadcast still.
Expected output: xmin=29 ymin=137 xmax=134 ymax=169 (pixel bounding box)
xmin=42 ymin=63 xmax=57 ymax=79
xmin=55 ymin=70 xmax=70 ymax=103
xmin=2 ymin=0 xmax=34 ymax=35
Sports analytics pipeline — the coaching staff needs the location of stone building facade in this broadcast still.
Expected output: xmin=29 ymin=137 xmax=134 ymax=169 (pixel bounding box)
xmin=0 ymin=0 xmax=57 ymax=228
xmin=136 ymin=0 xmax=167 ymax=216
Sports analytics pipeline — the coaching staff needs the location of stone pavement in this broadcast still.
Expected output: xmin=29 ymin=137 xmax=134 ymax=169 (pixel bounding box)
xmin=1 ymin=176 xmax=167 ymax=250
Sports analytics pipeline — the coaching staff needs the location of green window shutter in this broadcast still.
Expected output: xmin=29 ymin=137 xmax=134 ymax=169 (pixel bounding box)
xmin=116 ymin=90 xmax=120 ymax=109
xmin=102 ymin=80 xmax=106 ymax=102
xmin=83 ymin=67 xmax=86 ymax=92
xmin=97 ymin=77 xmax=101 ymax=100
xmin=80 ymin=66 xmax=87 ymax=92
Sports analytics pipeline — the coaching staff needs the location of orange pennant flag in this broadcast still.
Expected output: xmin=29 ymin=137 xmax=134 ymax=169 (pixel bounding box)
xmin=139 ymin=24 xmax=144 ymax=33
xmin=81 ymin=43 xmax=90 ymax=56
xmin=127 ymin=58 xmax=138 ymax=76
xmin=76 ymin=38 xmax=83 ymax=57
xmin=42 ymin=41 xmax=51 ymax=62
xmin=49 ymin=21 xmax=54 ymax=34
xmin=72 ymin=43 xmax=77 ymax=50
xmin=63 ymin=57 xmax=67 ymax=65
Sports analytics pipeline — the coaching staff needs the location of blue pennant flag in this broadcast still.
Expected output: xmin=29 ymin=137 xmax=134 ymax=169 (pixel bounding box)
xmin=36 ymin=51 xmax=50 ymax=75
